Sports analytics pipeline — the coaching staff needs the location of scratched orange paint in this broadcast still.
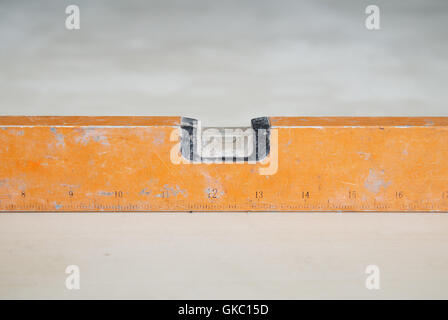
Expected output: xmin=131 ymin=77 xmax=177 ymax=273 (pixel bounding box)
xmin=0 ymin=116 xmax=447 ymax=211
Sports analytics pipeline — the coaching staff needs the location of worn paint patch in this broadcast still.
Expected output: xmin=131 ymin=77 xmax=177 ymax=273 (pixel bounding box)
xmin=156 ymin=185 xmax=186 ymax=198
xmin=3 ymin=128 xmax=24 ymax=136
xmin=98 ymin=191 xmax=114 ymax=196
xmin=152 ymin=132 xmax=165 ymax=145
xmin=201 ymin=172 xmax=224 ymax=199
xmin=357 ymin=151 xmax=371 ymax=160
xmin=60 ymin=183 xmax=80 ymax=188
xmin=53 ymin=202 xmax=63 ymax=210
xmin=140 ymin=179 xmax=158 ymax=196
xmin=364 ymin=169 xmax=391 ymax=194
xmin=50 ymin=127 xmax=65 ymax=147
xmin=75 ymin=128 xmax=110 ymax=146
xmin=140 ymin=188 xmax=151 ymax=195
xmin=204 ymin=187 xmax=225 ymax=199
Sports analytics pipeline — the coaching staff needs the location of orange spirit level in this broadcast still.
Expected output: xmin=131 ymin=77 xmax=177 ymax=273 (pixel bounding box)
xmin=0 ymin=116 xmax=447 ymax=212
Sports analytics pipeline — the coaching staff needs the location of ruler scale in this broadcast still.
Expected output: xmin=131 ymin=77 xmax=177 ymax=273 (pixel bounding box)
xmin=0 ymin=116 xmax=447 ymax=212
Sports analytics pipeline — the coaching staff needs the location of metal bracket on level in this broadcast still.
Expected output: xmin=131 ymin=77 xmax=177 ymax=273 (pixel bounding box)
xmin=180 ymin=117 xmax=271 ymax=163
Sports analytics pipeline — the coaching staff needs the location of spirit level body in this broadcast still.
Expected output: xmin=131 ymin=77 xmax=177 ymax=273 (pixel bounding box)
xmin=0 ymin=116 xmax=447 ymax=212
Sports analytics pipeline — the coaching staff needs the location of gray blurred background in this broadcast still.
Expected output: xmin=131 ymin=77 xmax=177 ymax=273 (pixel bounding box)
xmin=0 ymin=0 xmax=447 ymax=126
xmin=1 ymin=0 xmax=448 ymax=299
